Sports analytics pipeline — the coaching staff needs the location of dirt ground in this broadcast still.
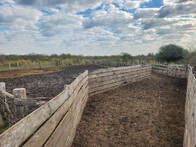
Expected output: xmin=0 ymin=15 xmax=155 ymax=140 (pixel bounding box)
xmin=73 ymin=73 xmax=186 ymax=147
xmin=0 ymin=67 xmax=64 ymax=79
xmin=0 ymin=65 xmax=102 ymax=98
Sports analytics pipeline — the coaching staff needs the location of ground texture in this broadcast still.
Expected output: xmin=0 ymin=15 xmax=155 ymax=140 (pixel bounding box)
xmin=0 ymin=65 xmax=102 ymax=98
xmin=73 ymin=73 xmax=186 ymax=147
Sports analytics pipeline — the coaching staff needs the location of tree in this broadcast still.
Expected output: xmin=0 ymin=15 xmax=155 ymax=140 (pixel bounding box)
xmin=121 ymin=53 xmax=132 ymax=63
xmin=156 ymin=44 xmax=185 ymax=63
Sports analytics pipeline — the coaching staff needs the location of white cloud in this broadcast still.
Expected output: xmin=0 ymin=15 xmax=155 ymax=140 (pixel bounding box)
xmin=0 ymin=4 xmax=42 ymax=30
xmin=0 ymin=0 xmax=196 ymax=55
xmin=134 ymin=8 xmax=159 ymax=19
xmin=83 ymin=4 xmax=133 ymax=30
xmin=158 ymin=1 xmax=196 ymax=18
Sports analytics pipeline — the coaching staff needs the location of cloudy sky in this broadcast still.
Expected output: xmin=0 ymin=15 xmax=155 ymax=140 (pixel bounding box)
xmin=0 ymin=0 xmax=196 ymax=56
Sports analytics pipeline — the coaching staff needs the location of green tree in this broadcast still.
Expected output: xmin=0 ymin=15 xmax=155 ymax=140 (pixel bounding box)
xmin=156 ymin=44 xmax=185 ymax=63
xmin=121 ymin=53 xmax=132 ymax=63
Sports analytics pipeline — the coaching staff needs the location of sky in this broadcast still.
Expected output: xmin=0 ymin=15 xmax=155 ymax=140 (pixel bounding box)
xmin=0 ymin=0 xmax=196 ymax=56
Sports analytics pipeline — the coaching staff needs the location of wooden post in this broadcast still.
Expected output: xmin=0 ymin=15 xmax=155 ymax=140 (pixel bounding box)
xmin=8 ymin=63 xmax=11 ymax=71
xmin=13 ymin=88 xmax=27 ymax=99
xmin=0 ymin=114 xmax=5 ymax=128
xmin=0 ymin=82 xmax=5 ymax=91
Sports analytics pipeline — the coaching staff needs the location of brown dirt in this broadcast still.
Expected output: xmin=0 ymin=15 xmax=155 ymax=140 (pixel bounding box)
xmin=0 ymin=67 xmax=63 ymax=79
xmin=73 ymin=73 xmax=186 ymax=147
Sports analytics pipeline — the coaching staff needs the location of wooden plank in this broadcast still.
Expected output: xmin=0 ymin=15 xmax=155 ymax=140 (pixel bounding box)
xmin=89 ymin=70 xmax=151 ymax=84
xmin=23 ymin=78 xmax=88 ymax=146
xmin=91 ymin=64 xmax=151 ymax=74
xmin=89 ymin=65 xmax=151 ymax=77
xmin=89 ymin=74 xmax=150 ymax=94
xmin=89 ymin=75 xmax=151 ymax=96
xmin=89 ymin=74 xmax=150 ymax=90
xmin=89 ymin=68 xmax=140 ymax=79
xmin=0 ymin=71 xmax=88 ymax=147
xmin=89 ymin=70 xmax=151 ymax=85
xmin=89 ymin=68 xmax=151 ymax=80
xmin=44 ymin=90 xmax=88 ymax=147
xmin=89 ymin=66 xmax=151 ymax=79
xmin=90 ymin=65 xmax=141 ymax=74
xmin=89 ymin=73 xmax=150 ymax=91
xmin=64 ymin=94 xmax=88 ymax=147
xmin=62 ymin=88 xmax=89 ymax=147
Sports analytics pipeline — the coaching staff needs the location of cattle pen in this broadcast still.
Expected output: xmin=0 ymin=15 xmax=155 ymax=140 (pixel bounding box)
xmin=0 ymin=64 xmax=195 ymax=147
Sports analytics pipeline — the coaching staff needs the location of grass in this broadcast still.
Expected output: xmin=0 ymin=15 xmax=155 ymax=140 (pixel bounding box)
xmin=0 ymin=125 xmax=10 ymax=134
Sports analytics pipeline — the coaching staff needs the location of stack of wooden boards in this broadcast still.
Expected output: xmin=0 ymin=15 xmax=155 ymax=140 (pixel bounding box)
xmin=152 ymin=64 xmax=187 ymax=78
xmin=89 ymin=65 xmax=152 ymax=96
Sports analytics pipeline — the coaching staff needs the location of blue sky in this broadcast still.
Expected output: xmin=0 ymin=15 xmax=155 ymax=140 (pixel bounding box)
xmin=0 ymin=0 xmax=196 ymax=56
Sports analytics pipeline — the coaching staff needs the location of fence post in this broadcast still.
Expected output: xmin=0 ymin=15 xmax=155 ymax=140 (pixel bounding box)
xmin=8 ymin=63 xmax=11 ymax=71
xmin=13 ymin=88 xmax=27 ymax=99
xmin=0 ymin=83 xmax=6 ymax=127
xmin=0 ymin=82 xmax=6 ymax=91
xmin=0 ymin=114 xmax=5 ymax=128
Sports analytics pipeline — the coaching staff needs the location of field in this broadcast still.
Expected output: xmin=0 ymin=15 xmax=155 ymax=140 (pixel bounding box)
xmin=0 ymin=65 xmax=102 ymax=98
xmin=73 ymin=73 xmax=186 ymax=146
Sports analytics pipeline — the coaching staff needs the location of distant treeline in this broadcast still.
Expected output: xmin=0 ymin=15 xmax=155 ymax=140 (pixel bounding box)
xmin=0 ymin=44 xmax=195 ymax=71
xmin=0 ymin=53 xmax=156 ymax=71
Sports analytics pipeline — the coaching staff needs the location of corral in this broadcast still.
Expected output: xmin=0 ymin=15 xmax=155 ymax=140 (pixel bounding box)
xmin=0 ymin=64 xmax=195 ymax=147
xmin=73 ymin=73 xmax=186 ymax=146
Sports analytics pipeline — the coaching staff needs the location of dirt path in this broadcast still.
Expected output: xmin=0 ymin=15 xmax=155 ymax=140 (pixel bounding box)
xmin=73 ymin=74 xmax=186 ymax=147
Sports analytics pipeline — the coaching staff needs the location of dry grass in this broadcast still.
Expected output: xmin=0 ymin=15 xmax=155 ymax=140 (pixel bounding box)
xmin=0 ymin=67 xmax=63 ymax=79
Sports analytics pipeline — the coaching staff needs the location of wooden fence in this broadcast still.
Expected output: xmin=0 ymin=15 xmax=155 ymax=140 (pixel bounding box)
xmin=184 ymin=66 xmax=196 ymax=147
xmin=1 ymin=64 xmax=194 ymax=147
xmin=0 ymin=71 xmax=88 ymax=147
xmin=0 ymin=65 xmax=153 ymax=146
xmin=152 ymin=64 xmax=187 ymax=78
xmin=89 ymin=65 xmax=152 ymax=96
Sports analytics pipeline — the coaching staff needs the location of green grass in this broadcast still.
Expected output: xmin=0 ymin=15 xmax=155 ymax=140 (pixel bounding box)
xmin=0 ymin=125 xmax=10 ymax=134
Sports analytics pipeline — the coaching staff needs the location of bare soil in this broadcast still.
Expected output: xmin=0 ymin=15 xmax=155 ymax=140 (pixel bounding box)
xmin=0 ymin=67 xmax=63 ymax=79
xmin=0 ymin=65 xmax=102 ymax=98
xmin=73 ymin=73 xmax=186 ymax=147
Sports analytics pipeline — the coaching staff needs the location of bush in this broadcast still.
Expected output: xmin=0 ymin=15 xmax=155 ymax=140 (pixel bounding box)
xmin=156 ymin=44 xmax=185 ymax=63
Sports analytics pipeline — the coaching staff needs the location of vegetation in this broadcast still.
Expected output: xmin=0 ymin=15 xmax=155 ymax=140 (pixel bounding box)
xmin=0 ymin=44 xmax=196 ymax=72
xmin=155 ymin=44 xmax=196 ymax=66
xmin=156 ymin=44 xmax=185 ymax=63
xmin=0 ymin=53 xmax=155 ymax=71
xmin=121 ymin=53 xmax=132 ymax=63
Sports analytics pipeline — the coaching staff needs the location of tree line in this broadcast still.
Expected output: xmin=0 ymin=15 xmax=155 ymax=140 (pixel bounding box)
xmin=0 ymin=44 xmax=195 ymax=71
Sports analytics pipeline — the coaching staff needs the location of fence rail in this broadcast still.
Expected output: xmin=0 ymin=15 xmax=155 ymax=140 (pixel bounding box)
xmin=0 ymin=71 xmax=88 ymax=147
xmin=184 ymin=66 xmax=196 ymax=147
xmin=89 ymin=65 xmax=152 ymax=96
xmin=152 ymin=64 xmax=187 ymax=78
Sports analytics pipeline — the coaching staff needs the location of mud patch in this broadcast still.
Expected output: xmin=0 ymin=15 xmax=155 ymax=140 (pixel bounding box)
xmin=0 ymin=65 xmax=102 ymax=98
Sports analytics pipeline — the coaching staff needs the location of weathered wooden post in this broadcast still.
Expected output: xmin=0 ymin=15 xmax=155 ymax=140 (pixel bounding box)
xmin=13 ymin=88 xmax=27 ymax=119
xmin=0 ymin=82 xmax=6 ymax=91
xmin=0 ymin=114 xmax=4 ymax=128
xmin=8 ymin=63 xmax=11 ymax=71
xmin=0 ymin=82 xmax=13 ymax=98
xmin=0 ymin=82 xmax=6 ymax=128
xmin=13 ymin=88 xmax=27 ymax=99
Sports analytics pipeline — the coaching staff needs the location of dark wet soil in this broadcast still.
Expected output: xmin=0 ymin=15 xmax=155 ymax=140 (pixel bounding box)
xmin=0 ymin=65 xmax=102 ymax=98
xmin=73 ymin=73 xmax=186 ymax=147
